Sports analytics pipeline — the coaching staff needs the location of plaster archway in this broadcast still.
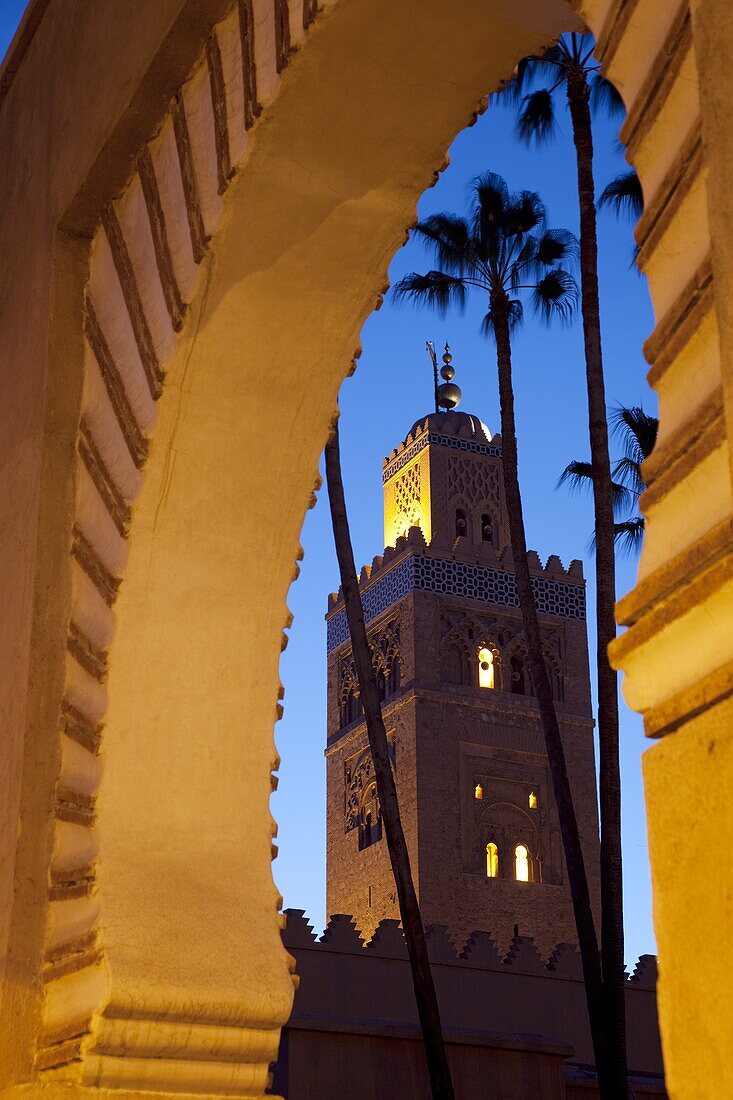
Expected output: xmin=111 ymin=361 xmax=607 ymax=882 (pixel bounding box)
xmin=0 ymin=0 xmax=731 ymax=1097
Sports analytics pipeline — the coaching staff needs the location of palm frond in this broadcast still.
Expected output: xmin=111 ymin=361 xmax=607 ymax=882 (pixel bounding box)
xmin=610 ymin=404 xmax=658 ymax=464
xmin=534 ymin=228 xmax=578 ymax=267
xmin=557 ymin=460 xmax=634 ymax=515
xmin=614 ymin=517 xmax=646 ymax=555
xmin=471 ymin=172 xmax=510 ymax=261
xmin=532 ymin=267 xmax=578 ymax=326
xmin=598 ymin=171 xmax=644 ymax=220
xmin=516 ymin=89 xmax=558 ymax=146
xmin=557 ymin=459 xmax=594 ymax=492
xmin=392 ymin=271 xmax=468 ymax=315
xmin=507 ymin=190 xmax=546 ymax=236
xmin=412 ymin=213 xmax=472 ymax=275
xmin=611 ymin=455 xmax=646 ymax=498
xmin=589 ymin=73 xmax=625 ymax=117
xmin=481 ymin=299 xmax=523 ymax=338
xmin=497 ymin=46 xmax=566 ymax=103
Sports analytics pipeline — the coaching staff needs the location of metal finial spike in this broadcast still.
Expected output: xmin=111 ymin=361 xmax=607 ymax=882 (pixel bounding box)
xmin=436 ymin=341 xmax=461 ymax=410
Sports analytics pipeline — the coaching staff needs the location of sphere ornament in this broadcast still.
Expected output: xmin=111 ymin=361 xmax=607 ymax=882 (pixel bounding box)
xmin=436 ymin=381 xmax=462 ymax=410
xmin=436 ymin=343 xmax=461 ymax=409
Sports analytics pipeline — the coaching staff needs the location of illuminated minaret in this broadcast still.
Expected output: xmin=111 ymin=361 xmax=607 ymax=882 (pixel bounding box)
xmin=324 ymin=349 xmax=599 ymax=953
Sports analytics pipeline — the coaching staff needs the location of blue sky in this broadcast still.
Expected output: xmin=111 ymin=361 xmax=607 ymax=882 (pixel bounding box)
xmin=1 ymin=11 xmax=656 ymax=964
xmin=273 ymin=80 xmax=657 ymax=964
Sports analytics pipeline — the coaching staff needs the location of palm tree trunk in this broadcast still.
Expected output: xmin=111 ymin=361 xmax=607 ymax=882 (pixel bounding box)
xmin=492 ymin=299 xmax=610 ymax=1089
xmin=567 ymin=71 xmax=628 ymax=1097
xmin=325 ymin=424 xmax=456 ymax=1100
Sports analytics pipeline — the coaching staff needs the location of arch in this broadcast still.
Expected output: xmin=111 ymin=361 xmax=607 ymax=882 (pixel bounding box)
xmin=454 ymin=506 xmax=469 ymax=540
xmin=1 ymin=0 xmax=725 ymax=1093
xmin=480 ymin=511 xmax=495 ymax=544
xmin=358 ymin=780 xmax=382 ymax=851
xmin=514 ymin=843 xmax=532 ymax=883
xmin=478 ymin=645 xmax=496 ymax=689
xmin=486 ymin=841 xmax=499 ymax=879
xmin=509 ymin=649 xmax=532 ymax=696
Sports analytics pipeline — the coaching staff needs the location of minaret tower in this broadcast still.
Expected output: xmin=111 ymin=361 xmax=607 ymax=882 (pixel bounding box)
xmin=324 ymin=350 xmax=599 ymax=953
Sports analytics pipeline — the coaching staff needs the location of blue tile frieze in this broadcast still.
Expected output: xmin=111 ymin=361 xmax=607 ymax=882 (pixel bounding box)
xmin=327 ymin=554 xmax=585 ymax=651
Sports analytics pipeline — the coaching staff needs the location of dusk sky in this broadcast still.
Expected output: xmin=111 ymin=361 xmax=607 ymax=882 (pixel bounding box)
xmin=1 ymin=10 xmax=657 ymax=964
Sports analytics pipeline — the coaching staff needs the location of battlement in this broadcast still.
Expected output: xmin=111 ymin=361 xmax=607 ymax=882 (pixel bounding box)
xmin=282 ymin=910 xmax=657 ymax=987
xmin=326 ymin=534 xmax=586 ymax=651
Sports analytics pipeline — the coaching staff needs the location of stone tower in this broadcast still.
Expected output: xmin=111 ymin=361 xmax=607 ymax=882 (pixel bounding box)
xmin=325 ymin=408 xmax=600 ymax=954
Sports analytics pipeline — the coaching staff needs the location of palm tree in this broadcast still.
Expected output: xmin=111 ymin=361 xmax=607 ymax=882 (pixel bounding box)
xmin=392 ymin=172 xmax=612 ymax=1091
xmin=500 ymin=35 xmax=629 ymax=1094
xmin=325 ymin=423 xmax=455 ymax=1100
xmin=559 ymin=405 xmax=658 ymax=554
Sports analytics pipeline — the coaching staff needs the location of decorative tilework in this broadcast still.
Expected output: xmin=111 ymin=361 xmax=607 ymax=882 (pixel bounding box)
xmin=327 ymin=558 xmax=415 ymax=650
xmin=327 ymin=554 xmax=585 ymax=652
xmin=383 ymin=432 xmax=502 ymax=483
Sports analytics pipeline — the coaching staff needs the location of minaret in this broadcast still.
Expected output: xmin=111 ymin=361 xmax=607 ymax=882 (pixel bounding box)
xmin=324 ymin=350 xmax=599 ymax=953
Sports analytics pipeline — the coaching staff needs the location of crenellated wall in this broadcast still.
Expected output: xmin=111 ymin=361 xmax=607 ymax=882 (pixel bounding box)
xmin=274 ymin=910 xmax=665 ymax=1098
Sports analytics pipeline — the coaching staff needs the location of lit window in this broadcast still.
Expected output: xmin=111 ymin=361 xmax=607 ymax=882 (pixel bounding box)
xmin=528 ymin=791 xmax=538 ymax=810
xmin=486 ymin=842 xmax=499 ymax=879
xmin=478 ymin=647 xmax=495 ymax=689
xmin=474 ymin=783 xmax=483 ymax=800
xmin=514 ymin=843 xmax=530 ymax=882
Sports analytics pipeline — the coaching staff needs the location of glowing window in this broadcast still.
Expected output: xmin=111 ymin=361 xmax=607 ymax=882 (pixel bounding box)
xmin=486 ymin=842 xmax=499 ymax=879
xmin=478 ymin=648 xmax=495 ymax=689
xmin=529 ymin=791 xmax=538 ymax=810
xmin=474 ymin=783 xmax=483 ymax=801
xmin=514 ymin=844 xmax=529 ymax=882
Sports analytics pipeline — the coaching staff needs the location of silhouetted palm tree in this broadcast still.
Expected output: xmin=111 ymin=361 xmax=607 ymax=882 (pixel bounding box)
xmin=559 ymin=405 xmax=658 ymax=554
xmin=325 ymin=424 xmax=455 ymax=1100
xmin=393 ymin=172 xmax=610 ymax=1086
xmin=599 ymin=170 xmax=644 ymax=221
xmin=500 ymin=36 xmax=629 ymax=1095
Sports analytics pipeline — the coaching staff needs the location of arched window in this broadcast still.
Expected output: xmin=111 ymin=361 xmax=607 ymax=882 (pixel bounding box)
xmin=478 ymin=647 xmax=495 ymax=689
xmin=359 ymin=781 xmax=382 ymax=850
xmin=528 ymin=791 xmax=538 ymax=811
xmin=446 ymin=644 xmax=465 ymax=685
xmin=376 ymin=670 xmax=386 ymax=701
xmin=510 ymin=653 xmax=526 ymax=695
xmin=481 ymin=513 xmax=494 ymax=543
xmin=474 ymin=783 xmax=484 ymax=801
xmin=514 ymin=843 xmax=530 ymax=882
xmin=455 ymin=508 xmax=468 ymax=539
xmin=486 ymin=842 xmax=499 ymax=879
xmin=388 ymin=657 xmax=401 ymax=695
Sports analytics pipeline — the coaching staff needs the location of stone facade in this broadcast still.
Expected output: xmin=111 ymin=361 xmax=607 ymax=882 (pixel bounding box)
xmin=326 ymin=412 xmax=600 ymax=953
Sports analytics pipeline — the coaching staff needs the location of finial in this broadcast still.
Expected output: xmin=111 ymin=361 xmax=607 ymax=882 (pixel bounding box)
xmin=436 ymin=342 xmax=461 ymax=410
xmin=425 ymin=340 xmax=439 ymax=413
